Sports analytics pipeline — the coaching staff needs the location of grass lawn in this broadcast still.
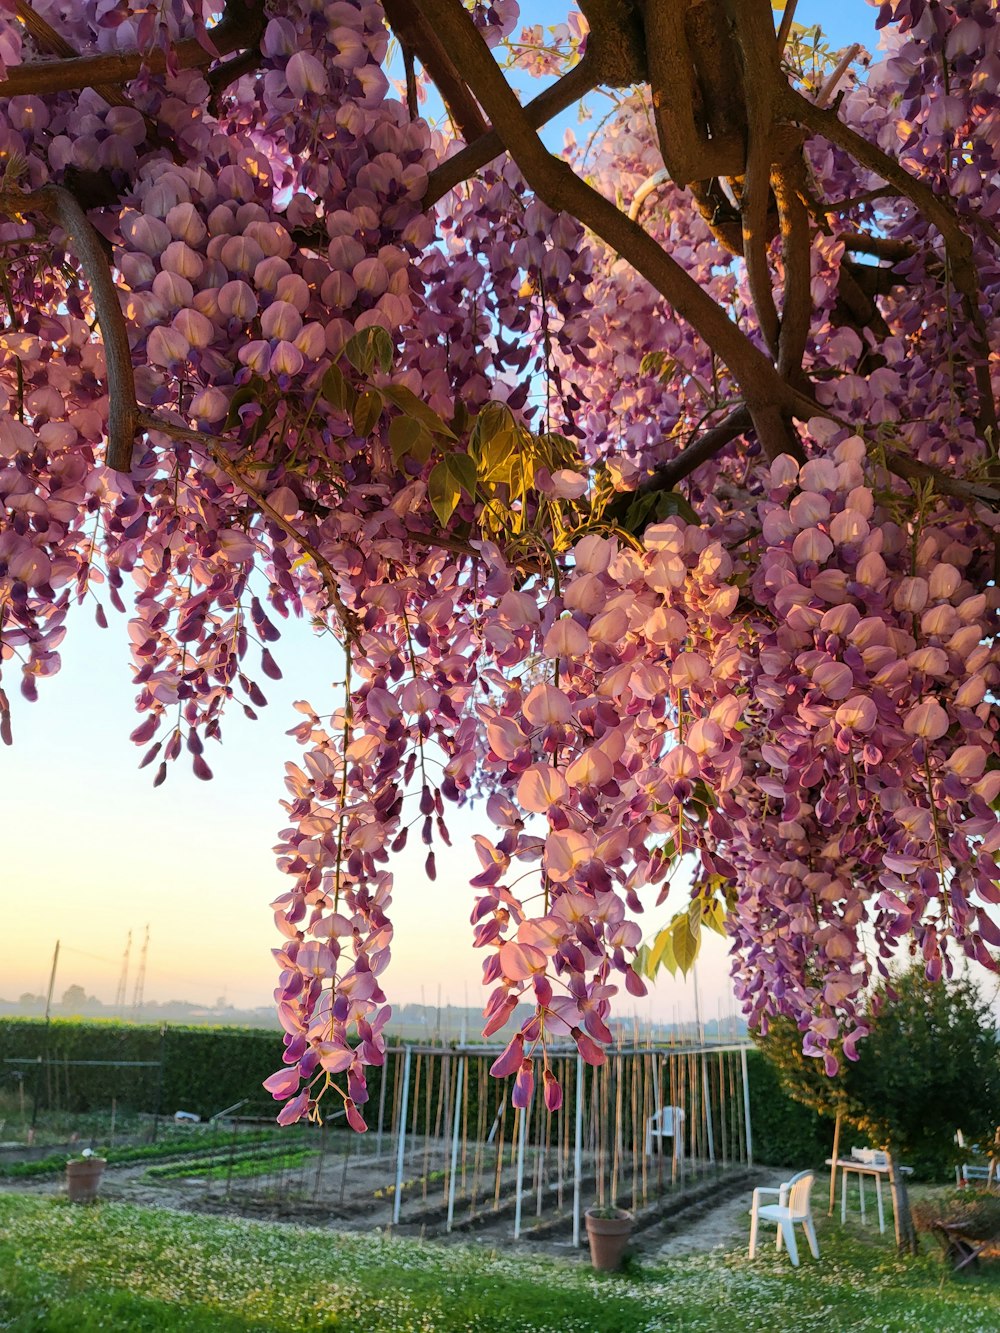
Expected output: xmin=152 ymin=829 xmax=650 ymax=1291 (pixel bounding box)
xmin=1 ymin=1191 xmax=998 ymax=1332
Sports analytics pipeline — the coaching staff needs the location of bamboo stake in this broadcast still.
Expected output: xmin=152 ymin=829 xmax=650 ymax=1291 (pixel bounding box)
xmin=630 ymin=1051 xmax=640 ymax=1214
xmin=493 ymin=1097 xmax=506 ymax=1211
xmin=460 ymin=1054 xmax=469 ymax=1200
xmin=611 ymin=1049 xmax=624 ymax=1206
xmin=470 ymin=1056 xmax=487 ymax=1220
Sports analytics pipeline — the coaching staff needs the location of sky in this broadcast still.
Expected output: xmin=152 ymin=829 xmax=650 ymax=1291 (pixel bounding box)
xmin=0 ymin=0 xmax=883 ymax=1026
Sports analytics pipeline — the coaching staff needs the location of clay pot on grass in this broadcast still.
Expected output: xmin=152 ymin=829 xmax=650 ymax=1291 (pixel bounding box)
xmin=66 ymin=1155 xmax=106 ymax=1203
xmin=585 ymin=1205 xmax=634 ymax=1271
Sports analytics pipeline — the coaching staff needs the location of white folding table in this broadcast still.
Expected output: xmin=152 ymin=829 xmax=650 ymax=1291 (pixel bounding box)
xmin=825 ymin=1156 xmax=912 ymax=1235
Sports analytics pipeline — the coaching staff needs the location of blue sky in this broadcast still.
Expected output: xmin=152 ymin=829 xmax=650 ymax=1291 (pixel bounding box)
xmin=2 ymin=1 xmax=883 ymax=1022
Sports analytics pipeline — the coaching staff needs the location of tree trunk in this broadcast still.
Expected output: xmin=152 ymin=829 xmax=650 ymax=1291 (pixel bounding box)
xmin=887 ymin=1148 xmax=918 ymax=1255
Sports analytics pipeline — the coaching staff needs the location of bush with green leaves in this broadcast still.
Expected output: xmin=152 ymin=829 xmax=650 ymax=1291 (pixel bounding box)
xmin=757 ymin=968 xmax=1000 ymax=1180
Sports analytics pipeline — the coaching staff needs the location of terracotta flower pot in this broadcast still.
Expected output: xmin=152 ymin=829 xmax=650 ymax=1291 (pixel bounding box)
xmin=585 ymin=1206 xmax=634 ymax=1271
xmin=66 ymin=1157 xmax=106 ymax=1204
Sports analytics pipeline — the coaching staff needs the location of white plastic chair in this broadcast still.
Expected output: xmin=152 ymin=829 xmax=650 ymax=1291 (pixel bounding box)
xmin=645 ymin=1105 xmax=685 ymax=1158
xmin=749 ymin=1170 xmax=820 ymax=1266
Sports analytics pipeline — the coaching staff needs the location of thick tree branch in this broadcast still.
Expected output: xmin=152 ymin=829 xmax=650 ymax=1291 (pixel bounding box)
xmin=382 ymin=0 xmax=487 ymax=142
xmin=416 ymin=0 xmax=813 ymax=462
xmin=643 ymin=0 xmax=743 ymax=184
xmin=14 ymin=0 xmax=129 ymax=107
xmin=424 ymin=58 xmax=597 ymax=208
xmin=5 ymin=185 xmax=138 ymax=471
xmin=774 ymin=160 xmax=813 ymax=380
xmin=727 ymin=0 xmax=782 ymax=358
xmin=0 ymin=0 xmax=265 ymax=97
xmin=842 ymin=233 xmax=914 ymax=262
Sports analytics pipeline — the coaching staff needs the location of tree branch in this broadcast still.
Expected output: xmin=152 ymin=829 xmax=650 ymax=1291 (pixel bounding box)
xmin=642 ymin=0 xmax=743 ymax=184
xmin=415 ymin=0 xmax=812 ymax=462
xmin=884 ymin=451 xmax=1000 ymax=510
xmin=841 ymin=233 xmax=914 ymax=262
xmin=382 ymin=0 xmax=487 ymax=142
xmin=614 ymin=404 xmax=753 ymax=508
xmin=138 ymin=412 xmax=361 ymax=642
xmin=0 ymin=0 xmax=265 ymax=97
xmin=424 ymin=57 xmax=597 ymax=208
xmin=5 ymin=184 xmax=138 ymax=471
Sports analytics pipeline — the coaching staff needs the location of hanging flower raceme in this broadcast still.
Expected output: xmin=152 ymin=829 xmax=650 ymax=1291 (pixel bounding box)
xmin=713 ymin=435 xmax=1000 ymax=1070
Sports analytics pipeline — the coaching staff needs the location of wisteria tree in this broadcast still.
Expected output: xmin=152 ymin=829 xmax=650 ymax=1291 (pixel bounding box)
xmin=1 ymin=0 xmax=998 ymax=1130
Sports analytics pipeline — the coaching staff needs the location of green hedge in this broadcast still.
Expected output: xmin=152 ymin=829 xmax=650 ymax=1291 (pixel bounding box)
xmin=0 ymin=1019 xmax=284 ymax=1120
xmin=744 ymin=1049 xmax=836 ymax=1168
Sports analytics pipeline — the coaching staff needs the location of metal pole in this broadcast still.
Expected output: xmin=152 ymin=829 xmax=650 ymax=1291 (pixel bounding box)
xmin=702 ymin=1054 xmax=715 ymax=1164
xmin=392 ymin=1046 xmax=412 ymax=1225
xmin=514 ymin=1097 xmax=528 ymax=1241
xmin=740 ymin=1046 xmax=753 ymax=1168
xmin=572 ymin=1053 xmax=584 ymax=1248
xmin=446 ymin=1056 xmax=465 ymax=1232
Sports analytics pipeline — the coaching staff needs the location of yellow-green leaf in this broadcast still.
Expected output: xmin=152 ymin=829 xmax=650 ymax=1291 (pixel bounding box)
xmin=648 ymin=926 xmax=677 ymax=978
xmin=352 ymin=389 xmax=382 ymax=438
xmin=389 ymin=415 xmax=433 ymax=466
xmin=381 ymin=385 xmax=456 ymax=439
xmin=344 ymin=326 xmax=394 ymax=376
xmin=471 ymin=401 xmax=517 ymax=454
xmin=428 ymin=453 xmax=477 ymax=527
xmin=701 ymin=898 xmax=728 ymax=935
xmin=321 ymin=364 xmax=356 ymax=414
xmin=476 ymin=430 xmax=518 ymax=484
xmin=671 ymin=912 xmax=701 ymax=975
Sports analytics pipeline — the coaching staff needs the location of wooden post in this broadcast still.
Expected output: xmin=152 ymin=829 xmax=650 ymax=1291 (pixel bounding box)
xmin=829 ymin=1110 xmax=842 ymax=1216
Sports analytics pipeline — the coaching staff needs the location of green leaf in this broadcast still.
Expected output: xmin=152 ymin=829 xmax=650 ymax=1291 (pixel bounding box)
xmin=632 ymin=944 xmax=650 ymax=979
xmin=648 ymin=927 xmax=677 ymax=978
xmin=701 ymin=898 xmax=728 ymax=935
xmin=470 ymin=401 xmax=518 ymax=455
xmin=475 ymin=430 xmax=518 ymax=484
xmin=343 ymin=327 xmax=394 ymax=376
xmin=428 ymin=453 xmax=477 ymax=527
xmin=655 ymin=491 xmax=701 ymax=525
xmin=389 ymin=416 xmax=433 ymax=466
xmin=321 ymin=364 xmax=356 ymax=414
xmin=428 ymin=460 xmax=461 ymax=528
xmin=671 ymin=912 xmax=701 ymax=975
xmin=224 ymin=381 xmax=264 ymax=431
xmin=352 ymin=389 xmax=383 ymax=438
xmin=380 ymin=385 xmax=456 ymax=439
